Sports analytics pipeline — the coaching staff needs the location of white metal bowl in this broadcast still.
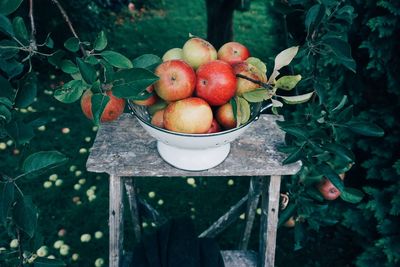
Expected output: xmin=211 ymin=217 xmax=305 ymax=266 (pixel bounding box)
xmin=128 ymin=101 xmax=271 ymax=171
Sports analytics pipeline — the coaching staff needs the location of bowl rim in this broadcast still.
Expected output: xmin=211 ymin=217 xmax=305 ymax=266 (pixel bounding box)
xmin=128 ymin=101 xmax=263 ymax=137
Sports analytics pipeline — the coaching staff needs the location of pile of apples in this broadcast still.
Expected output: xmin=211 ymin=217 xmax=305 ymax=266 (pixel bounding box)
xmin=133 ymin=37 xmax=266 ymax=134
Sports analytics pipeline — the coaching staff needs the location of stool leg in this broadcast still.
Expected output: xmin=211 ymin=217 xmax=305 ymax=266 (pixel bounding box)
xmin=109 ymin=175 xmax=124 ymax=267
xmin=239 ymin=177 xmax=262 ymax=250
xmin=259 ymin=175 xmax=281 ymax=267
xmin=124 ymin=178 xmax=142 ymax=242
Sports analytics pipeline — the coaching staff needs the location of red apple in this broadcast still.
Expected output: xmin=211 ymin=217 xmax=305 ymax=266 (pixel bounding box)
xmin=317 ymin=173 xmax=346 ymax=201
xmin=233 ymin=61 xmax=267 ymax=95
xmin=162 ymin=48 xmax=183 ymax=61
xmin=182 ymin=37 xmax=217 ymax=69
xmin=217 ymin=42 xmax=250 ymax=65
xmin=151 ymin=109 xmax=165 ymax=128
xmin=206 ymin=118 xmax=221 ymax=133
xmin=196 ymin=60 xmax=237 ymax=106
xmin=215 ymin=102 xmax=236 ymax=130
xmin=163 ymin=97 xmax=213 ymax=134
xmin=154 ymin=60 xmax=196 ymax=102
xmin=132 ymin=85 xmax=157 ymax=106
xmin=81 ymin=90 xmax=125 ymax=122
xmin=283 ymin=216 xmax=296 ymax=228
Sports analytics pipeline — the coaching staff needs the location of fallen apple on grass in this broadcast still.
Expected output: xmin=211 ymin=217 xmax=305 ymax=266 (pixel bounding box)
xmin=317 ymin=173 xmax=346 ymax=200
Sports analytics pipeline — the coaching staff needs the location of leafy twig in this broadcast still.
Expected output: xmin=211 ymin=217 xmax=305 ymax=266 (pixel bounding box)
xmin=50 ymin=0 xmax=86 ymax=56
xmin=236 ymin=73 xmax=274 ymax=90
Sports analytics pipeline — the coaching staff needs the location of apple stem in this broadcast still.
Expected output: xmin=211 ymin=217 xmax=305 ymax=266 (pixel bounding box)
xmin=236 ymin=74 xmax=274 ymax=90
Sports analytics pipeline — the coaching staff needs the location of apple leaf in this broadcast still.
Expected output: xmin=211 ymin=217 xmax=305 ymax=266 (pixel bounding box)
xmin=242 ymin=88 xmax=271 ymax=102
xmin=274 ymin=46 xmax=299 ymax=71
xmin=237 ymin=97 xmax=250 ymax=124
xmin=54 ymin=80 xmax=86 ymax=103
xmin=275 ymin=75 xmax=302 ymax=91
xmin=316 ymin=163 xmax=344 ymax=192
xmin=246 ymin=57 xmax=267 ymax=75
xmin=0 ymin=0 xmax=23 ymax=16
xmin=12 ymin=16 xmax=28 ymax=42
xmin=230 ymin=97 xmax=238 ymax=123
xmin=132 ymin=54 xmax=162 ymax=71
xmin=64 ymin=37 xmax=79 ymax=52
xmin=340 ymin=187 xmax=364 ymax=203
xmin=60 ymin=60 xmax=79 ymax=74
xmin=112 ymin=68 xmax=159 ymax=99
xmin=271 ymin=99 xmax=283 ymax=108
xmin=13 ymin=196 xmax=37 ymax=238
xmin=101 ymin=50 xmax=133 ymax=69
xmin=148 ymin=99 xmax=168 ymax=115
xmin=76 ymin=58 xmax=97 ymax=85
xmin=21 ymin=151 xmax=68 ymax=179
xmin=278 ymin=92 xmax=314 ymax=104
xmin=94 ymin=31 xmax=107 ymax=51
xmin=91 ymin=93 xmax=110 ymax=126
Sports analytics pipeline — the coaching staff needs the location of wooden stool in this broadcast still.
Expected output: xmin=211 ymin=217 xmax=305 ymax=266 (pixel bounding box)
xmin=86 ymin=114 xmax=300 ymax=267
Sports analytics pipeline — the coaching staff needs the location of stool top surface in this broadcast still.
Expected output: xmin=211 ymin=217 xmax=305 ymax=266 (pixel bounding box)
xmin=86 ymin=114 xmax=301 ymax=177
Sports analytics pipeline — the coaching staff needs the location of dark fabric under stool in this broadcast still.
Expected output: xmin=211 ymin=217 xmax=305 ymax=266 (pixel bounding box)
xmin=131 ymin=217 xmax=225 ymax=267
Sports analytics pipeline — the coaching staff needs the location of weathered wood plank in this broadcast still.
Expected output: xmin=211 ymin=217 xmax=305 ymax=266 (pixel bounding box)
xmin=221 ymin=250 xmax=258 ymax=267
xmin=109 ymin=175 xmax=124 ymax=267
xmin=86 ymin=114 xmax=301 ymax=177
xmin=123 ymin=178 xmax=141 ymax=243
xmin=259 ymin=176 xmax=281 ymax=267
xmin=199 ymin=194 xmax=248 ymax=238
xmin=239 ymin=177 xmax=262 ymax=250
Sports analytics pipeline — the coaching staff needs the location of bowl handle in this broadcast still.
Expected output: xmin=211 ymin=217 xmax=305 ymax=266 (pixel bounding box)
xmin=254 ymin=102 xmax=273 ymax=121
xmin=127 ymin=100 xmax=139 ymax=117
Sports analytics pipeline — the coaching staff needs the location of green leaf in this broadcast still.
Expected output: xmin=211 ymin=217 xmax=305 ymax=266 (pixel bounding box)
xmin=237 ymin=97 xmax=250 ymax=124
xmin=230 ymin=98 xmax=237 ymax=122
xmin=283 ymin=146 xmax=303 ymax=165
xmin=0 ymin=96 xmax=12 ymax=108
xmin=344 ymin=121 xmax=384 ymax=137
xmin=13 ymin=196 xmax=37 ymax=238
xmin=12 ymin=16 xmax=28 ymax=41
xmin=44 ymin=35 xmax=54 ymax=49
xmin=279 ymin=92 xmax=313 ymax=104
xmin=275 ymin=75 xmax=302 ymax=91
xmin=48 ymin=50 xmax=66 ymax=68
xmin=60 ymin=60 xmax=78 ymax=74
xmin=22 ymin=151 xmax=68 ymax=179
xmin=245 ymin=57 xmax=267 ymax=74
xmin=331 ymin=95 xmax=348 ymax=112
xmin=85 ymin=55 xmax=99 ymax=65
xmin=0 ymin=0 xmax=23 ymax=15
xmin=76 ymin=57 xmax=97 ymax=84
xmin=0 ymin=58 xmax=23 ymax=78
xmin=15 ymin=72 xmax=37 ymax=108
xmin=340 ymin=187 xmax=364 ymax=203
xmin=242 ymin=88 xmax=269 ymax=102
xmin=316 ymin=163 xmax=344 ymax=192
xmin=0 ymin=39 xmax=19 ymax=59
xmin=112 ymin=68 xmax=159 ymax=99
xmin=0 ymin=75 xmax=14 ymax=99
xmin=64 ymin=37 xmax=79 ymax=52
xmin=91 ymin=93 xmax=110 ymax=125
xmin=5 ymin=120 xmax=34 ymax=145
xmin=0 ymin=104 xmax=11 ymax=123
xmin=0 ymin=181 xmax=14 ymax=224
xmin=271 ymin=98 xmax=283 ymax=108
xmin=336 ymin=105 xmax=353 ymax=123
xmin=274 ymin=46 xmax=299 ymax=71
xmin=323 ymin=143 xmax=355 ymax=163
xmin=132 ymin=54 xmax=162 ymax=71
xmin=324 ymin=38 xmax=356 ymax=72
xmin=0 ymin=14 xmax=12 ymax=36
xmin=54 ymin=80 xmax=85 ymax=103
xmin=34 ymin=257 xmax=66 ymax=267
xmin=94 ymin=31 xmax=107 ymax=51
xmin=147 ymin=99 xmax=168 ymax=115
xmin=305 ymin=4 xmax=325 ymax=33
xmin=280 ymin=126 xmax=309 ymax=140
xmin=294 ymin=222 xmax=305 ymax=250
xmin=101 ymin=50 xmax=133 ymax=69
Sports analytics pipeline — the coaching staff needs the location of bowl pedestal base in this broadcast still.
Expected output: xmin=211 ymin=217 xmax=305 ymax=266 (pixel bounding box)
xmin=157 ymin=141 xmax=230 ymax=171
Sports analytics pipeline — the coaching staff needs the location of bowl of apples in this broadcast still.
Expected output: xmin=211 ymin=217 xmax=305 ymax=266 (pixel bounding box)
xmin=128 ymin=37 xmax=306 ymax=171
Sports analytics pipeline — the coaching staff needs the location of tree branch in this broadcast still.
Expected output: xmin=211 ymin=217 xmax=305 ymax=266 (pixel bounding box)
xmin=50 ymin=0 xmax=86 ymax=56
xmin=28 ymin=0 xmax=37 ymax=50
xmin=236 ymin=73 xmax=274 ymax=90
